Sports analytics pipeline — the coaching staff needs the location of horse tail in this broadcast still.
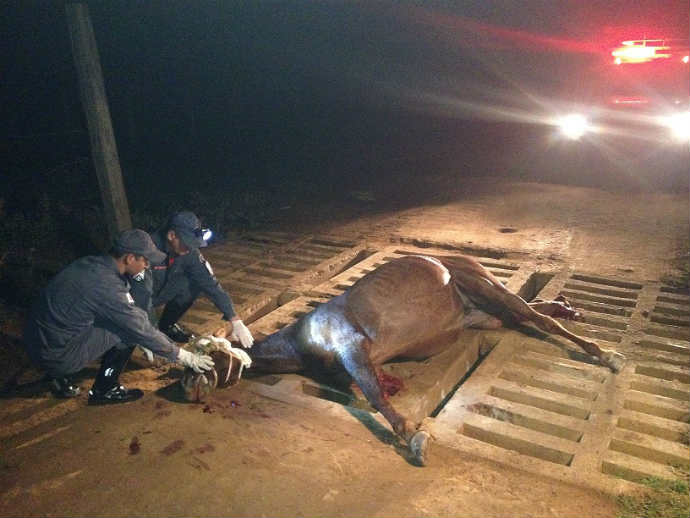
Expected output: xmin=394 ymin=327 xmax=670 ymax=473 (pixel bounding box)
xmin=439 ymin=255 xmax=517 ymax=319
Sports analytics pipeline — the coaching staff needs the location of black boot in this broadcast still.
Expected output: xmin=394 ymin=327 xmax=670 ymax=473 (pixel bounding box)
xmin=88 ymin=346 xmax=143 ymax=405
xmin=158 ymin=300 xmax=195 ymax=343
xmin=160 ymin=323 xmax=194 ymax=343
xmin=49 ymin=376 xmax=82 ymax=398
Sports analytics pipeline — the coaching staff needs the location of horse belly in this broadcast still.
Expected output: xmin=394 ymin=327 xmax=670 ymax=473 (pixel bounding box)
xmin=345 ymin=257 xmax=464 ymax=364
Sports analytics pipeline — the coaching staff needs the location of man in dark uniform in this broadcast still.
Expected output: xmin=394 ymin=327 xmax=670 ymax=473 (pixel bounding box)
xmin=23 ymin=229 xmax=215 ymax=404
xmin=130 ymin=211 xmax=254 ymax=349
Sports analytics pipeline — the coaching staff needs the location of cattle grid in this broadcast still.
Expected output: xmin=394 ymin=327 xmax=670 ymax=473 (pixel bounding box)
xmin=240 ymin=245 xmax=689 ymax=495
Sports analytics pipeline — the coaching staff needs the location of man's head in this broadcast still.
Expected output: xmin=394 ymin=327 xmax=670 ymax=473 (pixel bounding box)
xmin=111 ymin=229 xmax=166 ymax=276
xmin=166 ymin=211 xmax=208 ymax=255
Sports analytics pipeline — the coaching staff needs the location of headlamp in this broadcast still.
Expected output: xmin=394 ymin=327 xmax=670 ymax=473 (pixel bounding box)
xmin=193 ymin=227 xmax=213 ymax=242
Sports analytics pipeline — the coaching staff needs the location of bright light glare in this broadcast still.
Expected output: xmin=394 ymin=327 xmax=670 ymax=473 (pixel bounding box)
xmin=611 ymin=40 xmax=671 ymax=64
xmin=557 ymin=114 xmax=589 ymax=140
xmin=661 ymin=112 xmax=690 ymax=141
xmin=683 ymin=55 xmax=689 ymax=64
xmin=202 ymin=228 xmax=213 ymax=241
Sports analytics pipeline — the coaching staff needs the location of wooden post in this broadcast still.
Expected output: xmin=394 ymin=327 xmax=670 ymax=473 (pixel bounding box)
xmin=65 ymin=2 xmax=131 ymax=239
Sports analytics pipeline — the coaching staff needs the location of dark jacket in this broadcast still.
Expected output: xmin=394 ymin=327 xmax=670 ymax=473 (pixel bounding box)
xmin=24 ymin=255 xmax=180 ymax=367
xmin=149 ymin=230 xmax=236 ymax=320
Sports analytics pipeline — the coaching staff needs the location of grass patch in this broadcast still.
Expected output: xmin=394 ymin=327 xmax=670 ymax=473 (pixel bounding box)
xmin=617 ymin=468 xmax=690 ymax=518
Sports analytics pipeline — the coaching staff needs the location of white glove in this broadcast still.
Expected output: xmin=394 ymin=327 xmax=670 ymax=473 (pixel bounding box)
xmin=177 ymin=348 xmax=214 ymax=374
xmin=230 ymin=319 xmax=254 ymax=348
xmin=138 ymin=346 xmax=154 ymax=363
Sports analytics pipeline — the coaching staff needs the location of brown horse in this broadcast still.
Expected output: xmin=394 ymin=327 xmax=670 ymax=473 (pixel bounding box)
xmin=203 ymin=254 xmax=625 ymax=464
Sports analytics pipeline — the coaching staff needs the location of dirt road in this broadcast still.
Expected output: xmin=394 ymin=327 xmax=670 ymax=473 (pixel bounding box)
xmin=1 ymin=179 xmax=687 ymax=517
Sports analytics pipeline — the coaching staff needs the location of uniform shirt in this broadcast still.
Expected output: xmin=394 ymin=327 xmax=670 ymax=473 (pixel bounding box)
xmin=25 ymin=255 xmax=180 ymax=362
xmin=150 ymin=231 xmax=236 ymax=320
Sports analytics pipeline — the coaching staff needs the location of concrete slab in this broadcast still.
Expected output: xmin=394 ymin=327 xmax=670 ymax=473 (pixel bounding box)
xmin=431 ymin=267 xmax=689 ymax=494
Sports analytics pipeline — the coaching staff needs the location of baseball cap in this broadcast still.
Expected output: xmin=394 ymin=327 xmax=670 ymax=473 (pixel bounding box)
xmin=169 ymin=211 xmax=207 ymax=249
xmin=114 ymin=229 xmax=166 ymax=263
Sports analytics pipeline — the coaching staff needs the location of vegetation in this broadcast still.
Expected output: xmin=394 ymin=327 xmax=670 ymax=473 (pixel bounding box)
xmin=617 ymin=468 xmax=690 ymax=518
xmin=0 ymin=162 xmax=281 ymax=309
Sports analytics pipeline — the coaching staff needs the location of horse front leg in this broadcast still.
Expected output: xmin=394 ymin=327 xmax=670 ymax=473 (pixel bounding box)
xmin=337 ymin=341 xmax=431 ymax=465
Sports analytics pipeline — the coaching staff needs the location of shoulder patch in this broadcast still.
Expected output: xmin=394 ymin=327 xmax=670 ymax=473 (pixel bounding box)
xmin=198 ymin=253 xmax=214 ymax=275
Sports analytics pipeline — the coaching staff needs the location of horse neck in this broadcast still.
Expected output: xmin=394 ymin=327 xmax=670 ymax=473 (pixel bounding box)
xmin=250 ymin=325 xmax=303 ymax=373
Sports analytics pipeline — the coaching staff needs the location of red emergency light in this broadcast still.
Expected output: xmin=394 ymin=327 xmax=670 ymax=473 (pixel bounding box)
xmin=611 ymin=38 xmax=690 ymax=65
xmin=612 ymin=39 xmax=671 ymax=64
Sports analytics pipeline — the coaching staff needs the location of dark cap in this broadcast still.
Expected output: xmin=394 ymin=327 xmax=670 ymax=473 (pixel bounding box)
xmin=113 ymin=229 xmax=166 ymax=263
xmin=169 ymin=211 xmax=207 ymax=249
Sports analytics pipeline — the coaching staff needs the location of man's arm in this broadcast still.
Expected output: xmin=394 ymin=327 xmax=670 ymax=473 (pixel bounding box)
xmin=91 ymin=279 xmax=180 ymax=362
xmin=185 ymin=251 xmax=237 ymax=320
xmin=186 ymin=251 xmax=254 ymax=347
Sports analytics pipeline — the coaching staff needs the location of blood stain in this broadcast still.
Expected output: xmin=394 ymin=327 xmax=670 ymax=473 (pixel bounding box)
xmin=161 ymin=439 xmax=185 ymax=455
xmin=196 ymin=443 xmax=215 ymax=454
xmin=129 ymin=437 xmax=140 ymax=455
xmin=377 ymin=371 xmax=404 ymax=398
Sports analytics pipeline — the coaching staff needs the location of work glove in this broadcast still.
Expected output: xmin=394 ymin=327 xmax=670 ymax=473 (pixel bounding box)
xmin=230 ymin=319 xmax=254 ymax=348
xmin=177 ymin=348 xmax=214 ymax=374
xmin=138 ymin=346 xmax=154 ymax=363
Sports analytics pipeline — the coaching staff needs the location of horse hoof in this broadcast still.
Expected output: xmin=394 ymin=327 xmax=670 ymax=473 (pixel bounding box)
xmin=410 ymin=431 xmax=431 ymax=466
xmin=601 ymin=350 xmax=626 ymax=373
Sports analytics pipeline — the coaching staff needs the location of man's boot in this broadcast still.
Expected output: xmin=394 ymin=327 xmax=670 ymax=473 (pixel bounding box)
xmin=48 ymin=375 xmax=81 ymax=398
xmin=88 ymin=346 xmax=143 ymax=405
xmin=158 ymin=301 xmax=195 ymax=343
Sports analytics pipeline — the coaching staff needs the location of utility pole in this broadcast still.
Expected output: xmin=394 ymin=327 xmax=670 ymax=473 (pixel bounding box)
xmin=65 ymin=2 xmax=131 ymax=240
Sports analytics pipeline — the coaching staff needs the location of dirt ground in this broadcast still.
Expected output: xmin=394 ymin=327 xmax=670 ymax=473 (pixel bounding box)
xmin=1 ymin=178 xmax=688 ymax=517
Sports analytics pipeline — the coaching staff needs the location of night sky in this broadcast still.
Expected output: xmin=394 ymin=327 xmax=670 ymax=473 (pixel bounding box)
xmin=2 ymin=1 xmax=688 ymax=213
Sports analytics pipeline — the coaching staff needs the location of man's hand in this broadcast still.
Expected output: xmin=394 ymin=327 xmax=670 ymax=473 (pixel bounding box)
xmin=229 ymin=319 xmax=254 ymax=348
xmin=177 ymin=348 xmax=214 ymax=373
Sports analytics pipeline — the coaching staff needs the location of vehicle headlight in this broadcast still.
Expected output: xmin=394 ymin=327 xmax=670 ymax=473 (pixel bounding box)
xmin=660 ymin=112 xmax=690 ymax=142
xmin=556 ymin=113 xmax=589 ymax=140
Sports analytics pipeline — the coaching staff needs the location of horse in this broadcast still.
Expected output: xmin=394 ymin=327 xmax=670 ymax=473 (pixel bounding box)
xmin=187 ymin=254 xmax=625 ymax=465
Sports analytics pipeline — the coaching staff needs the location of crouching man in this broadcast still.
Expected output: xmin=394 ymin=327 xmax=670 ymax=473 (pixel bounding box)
xmin=129 ymin=211 xmax=254 ymax=347
xmin=23 ymin=229 xmax=214 ymax=404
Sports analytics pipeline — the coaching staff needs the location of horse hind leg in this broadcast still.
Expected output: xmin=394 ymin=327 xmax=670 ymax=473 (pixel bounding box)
xmin=337 ymin=340 xmax=431 ymax=465
xmin=528 ymin=296 xmax=583 ymax=321
xmin=521 ymin=303 xmax=624 ymax=372
xmin=452 ymin=271 xmax=625 ymax=372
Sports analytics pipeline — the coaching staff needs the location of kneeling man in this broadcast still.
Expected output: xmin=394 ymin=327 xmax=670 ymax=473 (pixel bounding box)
xmin=23 ymin=229 xmax=214 ymax=404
